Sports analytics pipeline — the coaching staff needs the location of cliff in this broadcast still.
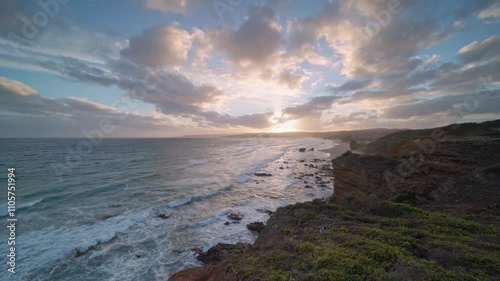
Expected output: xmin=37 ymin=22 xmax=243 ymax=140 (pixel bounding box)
xmin=169 ymin=120 xmax=500 ymax=281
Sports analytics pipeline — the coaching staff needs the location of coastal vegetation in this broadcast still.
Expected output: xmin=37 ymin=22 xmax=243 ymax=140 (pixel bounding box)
xmin=170 ymin=120 xmax=500 ymax=281
xmin=222 ymin=198 xmax=500 ymax=281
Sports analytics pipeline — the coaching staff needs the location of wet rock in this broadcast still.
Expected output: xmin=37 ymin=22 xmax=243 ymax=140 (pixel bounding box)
xmin=157 ymin=213 xmax=170 ymax=219
xmin=227 ymin=213 xmax=243 ymax=220
xmin=75 ymin=247 xmax=93 ymax=257
xmin=305 ymin=185 xmax=313 ymax=189
xmin=224 ymin=221 xmax=230 ymax=225
xmin=134 ymin=250 xmax=148 ymax=258
xmin=197 ymin=242 xmax=251 ymax=265
xmin=256 ymin=208 xmax=274 ymax=215
xmin=247 ymin=222 xmax=265 ymax=233
xmin=191 ymin=248 xmax=203 ymax=255
xmin=279 ymin=166 xmax=284 ymax=170
xmin=254 ymin=172 xmax=272 ymax=177
xmin=310 ymin=148 xmax=315 ymax=151
xmin=299 ymin=148 xmax=307 ymax=152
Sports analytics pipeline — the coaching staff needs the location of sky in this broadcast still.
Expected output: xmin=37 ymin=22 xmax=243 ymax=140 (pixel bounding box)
xmin=0 ymin=0 xmax=499 ymax=137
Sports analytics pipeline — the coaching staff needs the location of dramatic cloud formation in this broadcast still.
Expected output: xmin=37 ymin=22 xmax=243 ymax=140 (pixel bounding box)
xmin=0 ymin=0 xmax=499 ymax=136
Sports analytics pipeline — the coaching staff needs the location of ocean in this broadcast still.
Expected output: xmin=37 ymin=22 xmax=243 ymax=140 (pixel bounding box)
xmin=0 ymin=137 xmax=337 ymax=281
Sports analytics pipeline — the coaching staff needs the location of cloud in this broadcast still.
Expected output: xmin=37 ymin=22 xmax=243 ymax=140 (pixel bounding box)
xmin=323 ymin=110 xmax=379 ymax=128
xmin=330 ymin=78 xmax=372 ymax=92
xmin=0 ymin=76 xmax=67 ymax=115
xmin=277 ymin=71 xmax=303 ymax=89
xmin=431 ymin=58 xmax=500 ymax=91
xmin=199 ymin=111 xmax=273 ymax=129
xmin=39 ymin=57 xmax=120 ymax=86
xmin=382 ymin=90 xmax=500 ymax=119
xmin=478 ymin=2 xmax=500 ymax=20
xmin=458 ymin=35 xmax=500 ymax=64
xmin=0 ymin=76 xmax=37 ymax=97
xmin=2 ymin=0 xmax=500 ymax=135
xmin=0 ymin=76 xmax=186 ymax=137
xmin=209 ymin=5 xmax=284 ymax=67
xmin=286 ymin=0 xmax=454 ymax=77
xmin=33 ymin=55 xmax=274 ymax=129
xmin=143 ymin=0 xmax=192 ymax=14
xmin=121 ymin=24 xmax=192 ymax=67
xmin=61 ymin=97 xmax=120 ymax=115
xmin=191 ymin=27 xmax=213 ymax=66
xmin=282 ymin=95 xmax=337 ymax=120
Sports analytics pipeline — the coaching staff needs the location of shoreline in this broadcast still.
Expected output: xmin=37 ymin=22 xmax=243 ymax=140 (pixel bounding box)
xmin=169 ymin=138 xmax=350 ymax=280
xmin=169 ymin=120 xmax=500 ymax=280
xmin=319 ymin=141 xmax=350 ymax=160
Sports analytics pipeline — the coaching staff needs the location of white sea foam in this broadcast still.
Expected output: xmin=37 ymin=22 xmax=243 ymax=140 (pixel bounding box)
xmin=0 ymin=137 xmax=337 ymax=280
xmin=6 ymin=208 xmax=151 ymax=280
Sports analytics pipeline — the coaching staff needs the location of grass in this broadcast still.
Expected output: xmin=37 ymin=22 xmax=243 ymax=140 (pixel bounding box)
xmin=223 ymin=200 xmax=500 ymax=281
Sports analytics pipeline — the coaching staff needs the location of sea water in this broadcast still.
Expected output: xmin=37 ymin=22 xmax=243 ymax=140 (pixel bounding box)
xmin=0 ymin=137 xmax=337 ymax=280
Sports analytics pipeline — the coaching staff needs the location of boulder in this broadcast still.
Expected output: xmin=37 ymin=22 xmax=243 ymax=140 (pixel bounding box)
xmin=191 ymin=247 xmax=203 ymax=255
xmin=254 ymin=172 xmax=272 ymax=177
xmin=299 ymin=148 xmax=307 ymax=152
xmin=256 ymin=208 xmax=274 ymax=215
xmin=247 ymin=222 xmax=265 ymax=233
xmin=227 ymin=213 xmax=243 ymax=220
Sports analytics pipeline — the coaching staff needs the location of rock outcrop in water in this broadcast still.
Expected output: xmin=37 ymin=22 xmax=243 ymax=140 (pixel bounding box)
xmin=254 ymin=172 xmax=272 ymax=177
xmin=246 ymin=222 xmax=265 ymax=233
xmin=227 ymin=213 xmax=244 ymax=221
xmin=169 ymin=120 xmax=500 ymax=281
